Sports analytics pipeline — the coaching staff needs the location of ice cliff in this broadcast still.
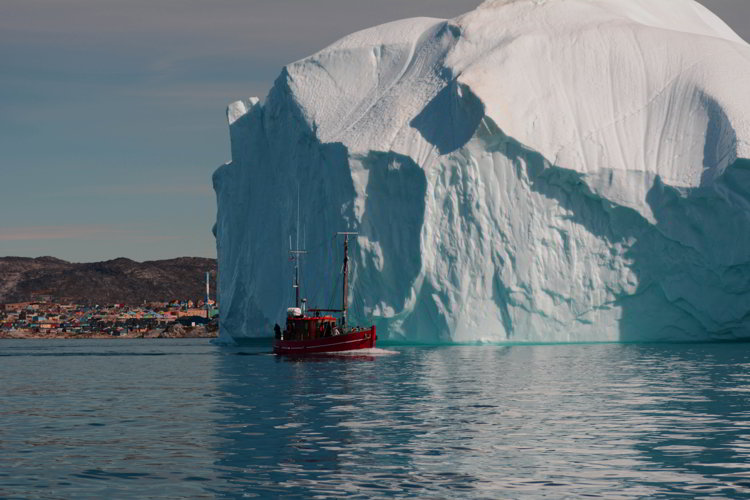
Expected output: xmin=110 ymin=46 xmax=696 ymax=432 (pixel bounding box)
xmin=213 ymin=0 xmax=750 ymax=343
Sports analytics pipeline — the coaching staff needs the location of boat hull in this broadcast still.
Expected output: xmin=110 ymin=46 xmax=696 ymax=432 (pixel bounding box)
xmin=273 ymin=326 xmax=376 ymax=355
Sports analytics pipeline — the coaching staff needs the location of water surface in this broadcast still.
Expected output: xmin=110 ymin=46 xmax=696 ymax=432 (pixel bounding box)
xmin=2 ymin=339 xmax=750 ymax=498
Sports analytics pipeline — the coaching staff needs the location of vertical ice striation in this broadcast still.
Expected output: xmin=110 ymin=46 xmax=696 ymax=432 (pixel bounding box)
xmin=213 ymin=0 xmax=750 ymax=343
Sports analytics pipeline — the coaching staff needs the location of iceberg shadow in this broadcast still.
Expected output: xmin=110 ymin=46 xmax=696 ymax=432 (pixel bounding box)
xmin=477 ymin=116 xmax=750 ymax=342
xmin=410 ymin=81 xmax=486 ymax=155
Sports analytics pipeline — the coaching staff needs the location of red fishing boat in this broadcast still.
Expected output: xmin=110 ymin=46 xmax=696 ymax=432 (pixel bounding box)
xmin=273 ymin=232 xmax=376 ymax=355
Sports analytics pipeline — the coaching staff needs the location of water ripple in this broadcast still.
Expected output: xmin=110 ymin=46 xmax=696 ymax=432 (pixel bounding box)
xmin=2 ymin=340 xmax=750 ymax=497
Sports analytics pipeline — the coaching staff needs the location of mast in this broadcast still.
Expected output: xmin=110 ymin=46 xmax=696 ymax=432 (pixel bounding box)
xmin=290 ymin=241 xmax=307 ymax=308
xmin=290 ymin=189 xmax=306 ymax=309
xmin=296 ymin=189 xmax=300 ymax=309
xmin=295 ymin=260 xmax=300 ymax=308
xmin=337 ymin=232 xmax=357 ymax=328
xmin=343 ymin=234 xmax=348 ymax=326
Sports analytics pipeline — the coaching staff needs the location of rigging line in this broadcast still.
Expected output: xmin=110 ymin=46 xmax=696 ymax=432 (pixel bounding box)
xmin=290 ymin=237 xmax=329 ymax=255
xmin=352 ymin=275 xmax=367 ymax=323
xmin=317 ymin=232 xmax=333 ymax=309
xmin=329 ymin=269 xmax=341 ymax=311
xmin=323 ymin=235 xmax=334 ymax=310
xmin=310 ymin=252 xmax=329 ymax=310
xmin=320 ymin=233 xmax=339 ymax=307
xmin=305 ymin=234 xmax=336 ymax=310
xmin=295 ymin=235 xmax=321 ymax=310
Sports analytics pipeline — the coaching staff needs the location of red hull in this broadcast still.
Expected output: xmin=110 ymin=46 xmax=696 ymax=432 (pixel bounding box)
xmin=273 ymin=326 xmax=376 ymax=355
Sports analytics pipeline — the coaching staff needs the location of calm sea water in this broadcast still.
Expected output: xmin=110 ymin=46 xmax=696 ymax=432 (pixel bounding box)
xmin=1 ymin=339 xmax=750 ymax=498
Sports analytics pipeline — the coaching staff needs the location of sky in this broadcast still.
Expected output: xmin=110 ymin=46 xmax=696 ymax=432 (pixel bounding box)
xmin=1 ymin=0 xmax=748 ymax=263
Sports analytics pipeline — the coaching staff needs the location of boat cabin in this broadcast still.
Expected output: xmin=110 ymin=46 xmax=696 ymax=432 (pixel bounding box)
xmin=283 ymin=307 xmax=339 ymax=341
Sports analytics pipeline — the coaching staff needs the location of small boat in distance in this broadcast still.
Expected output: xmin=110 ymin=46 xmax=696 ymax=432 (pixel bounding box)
xmin=273 ymin=232 xmax=376 ymax=355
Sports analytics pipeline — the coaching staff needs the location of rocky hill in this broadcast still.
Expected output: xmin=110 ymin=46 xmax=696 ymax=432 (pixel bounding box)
xmin=0 ymin=256 xmax=216 ymax=305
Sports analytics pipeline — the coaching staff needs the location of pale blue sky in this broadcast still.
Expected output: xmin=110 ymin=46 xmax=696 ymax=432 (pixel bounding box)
xmin=1 ymin=0 xmax=747 ymax=262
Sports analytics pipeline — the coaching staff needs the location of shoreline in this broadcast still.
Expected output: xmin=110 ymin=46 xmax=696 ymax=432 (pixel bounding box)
xmin=0 ymin=327 xmax=217 ymax=340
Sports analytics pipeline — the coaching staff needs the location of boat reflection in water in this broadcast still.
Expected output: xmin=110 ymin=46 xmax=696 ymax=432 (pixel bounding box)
xmin=275 ymin=351 xmax=378 ymax=362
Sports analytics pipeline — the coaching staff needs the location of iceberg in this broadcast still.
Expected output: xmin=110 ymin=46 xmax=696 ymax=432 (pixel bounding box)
xmin=212 ymin=0 xmax=750 ymax=343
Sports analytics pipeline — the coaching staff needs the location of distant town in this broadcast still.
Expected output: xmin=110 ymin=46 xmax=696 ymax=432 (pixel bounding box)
xmin=0 ymin=298 xmax=219 ymax=339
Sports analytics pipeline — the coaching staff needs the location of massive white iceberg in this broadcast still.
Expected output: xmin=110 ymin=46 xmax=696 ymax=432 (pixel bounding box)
xmin=213 ymin=0 xmax=750 ymax=343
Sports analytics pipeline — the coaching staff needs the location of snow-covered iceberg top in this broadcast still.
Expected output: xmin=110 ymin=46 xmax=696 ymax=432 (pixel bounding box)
xmin=214 ymin=0 xmax=750 ymax=343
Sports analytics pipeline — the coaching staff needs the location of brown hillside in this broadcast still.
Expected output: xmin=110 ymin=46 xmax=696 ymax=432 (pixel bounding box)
xmin=0 ymin=256 xmax=217 ymax=305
